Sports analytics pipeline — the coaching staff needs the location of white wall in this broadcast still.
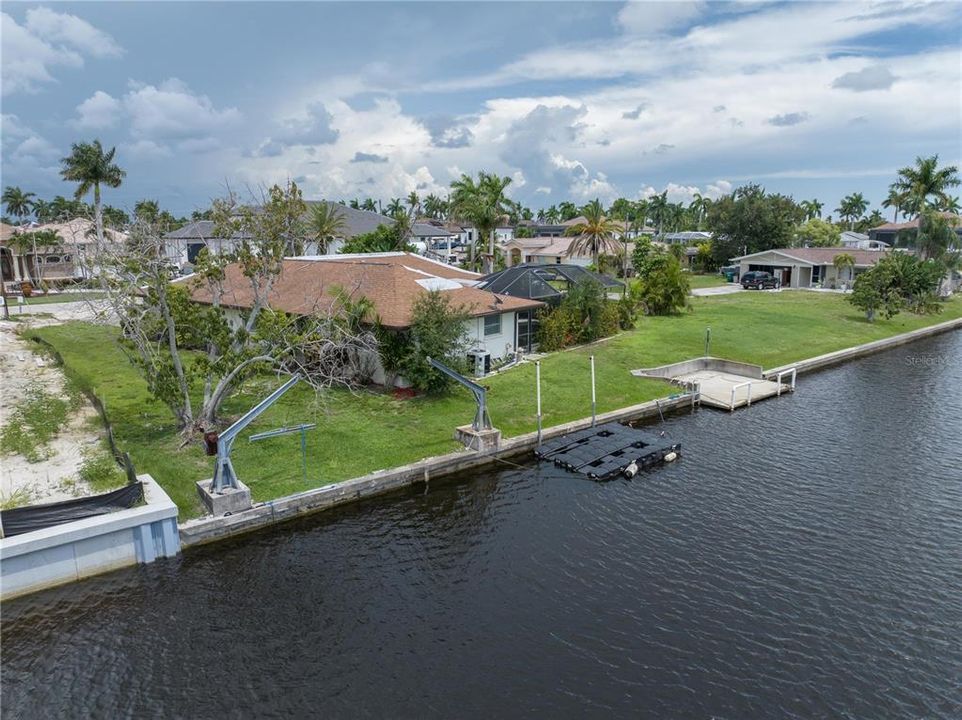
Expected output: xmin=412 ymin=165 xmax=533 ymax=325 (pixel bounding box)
xmin=463 ymin=311 xmax=516 ymax=361
xmin=0 ymin=475 xmax=180 ymax=601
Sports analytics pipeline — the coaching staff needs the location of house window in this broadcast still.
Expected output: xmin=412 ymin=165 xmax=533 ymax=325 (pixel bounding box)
xmin=484 ymin=314 xmax=502 ymax=337
xmin=812 ymin=265 xmax=821 ymax=283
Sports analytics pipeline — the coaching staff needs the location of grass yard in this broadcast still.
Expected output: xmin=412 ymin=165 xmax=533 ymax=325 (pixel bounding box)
xmin=31 ymin=291 xmax=962 ymax=518
xmin=20 ymin=292 xmax=106 ymax=305
xmin=686 ymin=273 xmax=731 ymax=289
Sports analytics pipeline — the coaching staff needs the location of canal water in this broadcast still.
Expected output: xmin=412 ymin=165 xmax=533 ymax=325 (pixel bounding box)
xmin=3 ymin=332 xmax=961 ymax=719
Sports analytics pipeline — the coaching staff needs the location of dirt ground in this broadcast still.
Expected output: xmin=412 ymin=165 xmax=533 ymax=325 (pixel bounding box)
xmin=0 ymin=304 xmax=112 ymax=507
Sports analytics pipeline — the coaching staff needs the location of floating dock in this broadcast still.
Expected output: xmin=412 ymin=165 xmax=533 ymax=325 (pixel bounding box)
xmin=534 ymin=422 xmax=680 ymax=481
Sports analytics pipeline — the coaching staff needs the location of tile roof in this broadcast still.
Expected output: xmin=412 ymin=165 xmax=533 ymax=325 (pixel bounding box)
xmin=0 ymin=218 xmax=127 ymax=246
xmin=182 ymin=252 xmax=541 ymax=329
xmin=734 ymin=247 xmax=892 ymax=267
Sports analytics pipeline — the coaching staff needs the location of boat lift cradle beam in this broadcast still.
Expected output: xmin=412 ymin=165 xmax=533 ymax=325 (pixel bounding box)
xmin=427 ymin=357 xmax=492 ymax=432
xmin=211 ymin=374 xmax=301 ymax=493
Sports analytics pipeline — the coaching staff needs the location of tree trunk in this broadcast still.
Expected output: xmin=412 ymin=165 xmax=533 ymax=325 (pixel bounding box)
xmin=158 ymin=283 xmax=193 ymax=430
xmin=94 ymin=184 xmax=105 ymax=249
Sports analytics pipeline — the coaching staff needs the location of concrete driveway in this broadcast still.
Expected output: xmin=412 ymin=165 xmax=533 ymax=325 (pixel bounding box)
xmin=691 ymin=284 xmax=744 ymax=297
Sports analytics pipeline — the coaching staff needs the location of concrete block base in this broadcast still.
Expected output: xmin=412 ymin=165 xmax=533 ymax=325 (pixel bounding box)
xmin=455 ymin=425 xmax=501 ymax=452
xmin=197 ymin=479 xmax=253 ymax=516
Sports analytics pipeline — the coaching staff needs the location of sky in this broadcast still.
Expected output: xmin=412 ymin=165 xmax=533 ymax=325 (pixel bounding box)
xmin=2 ymin=1 xmax=960 ymax=218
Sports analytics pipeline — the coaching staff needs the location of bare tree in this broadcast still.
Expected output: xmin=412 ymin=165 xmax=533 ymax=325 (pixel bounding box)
xmin=85 ymin=182 xmax=380 ymax=440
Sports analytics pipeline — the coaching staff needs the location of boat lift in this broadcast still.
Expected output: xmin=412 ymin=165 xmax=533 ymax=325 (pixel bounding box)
xmin=427 ymin=357 xmax=492 ymax=431
xmin=209 ymin=375 xmax=301 ymax=493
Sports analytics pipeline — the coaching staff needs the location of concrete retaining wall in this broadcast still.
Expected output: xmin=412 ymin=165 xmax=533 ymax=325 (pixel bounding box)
xmin=633 ymin=356 xmax=764 ymax=380
xmin=763 ymin=317 xmax=962 ymax=378
xmin=0 ymin=475 xmax=180 ymax=601
xmin=178 ymin=392 xmax=696 ymax=548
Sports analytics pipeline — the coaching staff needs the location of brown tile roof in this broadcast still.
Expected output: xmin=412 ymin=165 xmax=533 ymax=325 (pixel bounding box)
xmin=871 ymin=211 xmax=961 ymax=232
xmin=741 ymin=247 xmax=892 ymax=267
xmin=183 ymin=252 xmax=542 ymax=329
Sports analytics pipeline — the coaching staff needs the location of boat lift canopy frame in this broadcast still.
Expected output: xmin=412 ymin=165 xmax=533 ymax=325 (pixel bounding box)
xmin=427 ymin=357 xmax=492 ymax=431
xmin=211 ymin=375 xmax=301 ymax=493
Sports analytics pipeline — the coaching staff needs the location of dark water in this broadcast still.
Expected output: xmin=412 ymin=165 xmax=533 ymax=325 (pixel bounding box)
xmin=3 ymin=333 xmax=961 ymax=719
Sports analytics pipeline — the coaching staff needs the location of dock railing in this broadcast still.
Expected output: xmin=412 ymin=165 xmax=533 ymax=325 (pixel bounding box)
xmin=730 ymin=381 xmax=753 ymax=412
xmin=775 ymin=367 xmax=797 ymax=396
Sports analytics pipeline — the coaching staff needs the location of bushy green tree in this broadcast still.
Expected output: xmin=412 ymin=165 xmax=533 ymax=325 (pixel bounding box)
xmin=796 ymin=218 xmax=841 ymax=247
xmin=706 ymin=184 xmax=803 ymax=266
xmin=849 ymin=253 xmax=945 ymax=321
xmin=398 ymin=291 xmax=470 ymax=394
xmin=537 ymin=279 xmax=619 ymax=351
xmin=340 ymin=223 xmax=413 ymax=253
xmin=635 ymin=252 xmax=690 ymax=315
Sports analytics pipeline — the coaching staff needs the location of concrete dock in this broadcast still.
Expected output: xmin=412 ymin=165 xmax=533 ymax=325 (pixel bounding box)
xmin=673 ymin=369 xmax=788 ymax=410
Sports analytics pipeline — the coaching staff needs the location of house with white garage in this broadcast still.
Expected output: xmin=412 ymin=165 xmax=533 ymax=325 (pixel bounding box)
xmin=730 ymin=247 xmax=892 ymax=289
xmin=180 ymin=252 xmax=543 ymax=383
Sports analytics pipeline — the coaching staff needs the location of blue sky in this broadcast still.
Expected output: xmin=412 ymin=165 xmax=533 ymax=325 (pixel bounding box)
xmin=3 ymin=1 xmax=960 ymax=218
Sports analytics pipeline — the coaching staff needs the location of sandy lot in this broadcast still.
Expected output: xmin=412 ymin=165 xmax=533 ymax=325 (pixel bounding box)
xmin=0 ymin=305 xmax=114 ymax=507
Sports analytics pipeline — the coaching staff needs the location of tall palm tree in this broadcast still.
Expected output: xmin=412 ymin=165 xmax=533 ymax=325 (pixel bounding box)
xmin=59 ymin=140 xmax=125 ymax=246
xmin=406 ymin=191 xmax=420 ymax=217
xmin=564 ymin=199 xmax=622 ymax=269
xmin=449 ymin=171 xmax=512 ymax=273
xmin=309 ymin=203 xmax=348 ymax=254
xmin=689 ymin=193 xmax=711 ymax=230
xmin=2 ymin=186 xmax=36 ymax=224
xmin=386 ymin=197 xmax=404 ymax=217
xmin=836 ymin=192 xmax=868 ymax=230
xmin=881 ymin=186 xmax=908 ymax=223
xmin=647 ymin=191 xmax=670 ymax=234
xmin=361 ymin=198 xmax=377 ymax=213
xmin=893 ymin=155 xmax=960 ymax=212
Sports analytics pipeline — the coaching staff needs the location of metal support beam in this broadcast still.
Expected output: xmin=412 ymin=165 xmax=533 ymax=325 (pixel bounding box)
xmin=427 ymin=357 xmax=492 ymax=431
xmin=211 ymin=375 xmax=301 ymax=493
xmin=250 ymin=423 xmax=316 ymax=484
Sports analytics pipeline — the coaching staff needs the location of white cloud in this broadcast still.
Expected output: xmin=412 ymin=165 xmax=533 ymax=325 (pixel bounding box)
xmin=73 ymin=90 xmax=121 ymax=129
xmin=639 ymin=180 xmax=733 ymax=204
xmin=123 ymin=139 xmax=172 ymax=160
xmin=0 ymin=8 xmax=121 ymax=95
xmin=24 ymin=7 xmax=122 ymax=58
xmin=616 ymin=1 xmax=705 ymax=37
xmin=124 ymin=79 xmax=241 ymax=140
xmin=832 ymin=65 xmax=897 ymax=92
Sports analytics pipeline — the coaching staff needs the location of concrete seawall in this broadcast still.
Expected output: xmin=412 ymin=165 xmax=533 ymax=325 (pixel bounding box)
xmin=179 ymin=392 xmax=696 ymax=548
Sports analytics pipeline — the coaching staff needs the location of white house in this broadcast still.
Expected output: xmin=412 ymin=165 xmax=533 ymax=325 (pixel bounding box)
xmin=730 ymin=247 xmax=892 ymax=289
xmin=180 ymin=252 xmax=544 ymax=384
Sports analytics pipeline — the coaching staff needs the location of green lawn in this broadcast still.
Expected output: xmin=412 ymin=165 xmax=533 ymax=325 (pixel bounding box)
xmin=686 ymin=273 xmax=731 ymax=289
xmin=21 ymin=292 xmax=106 ymax=305
xmin=30 ymin=291 xmax=962 ymax=518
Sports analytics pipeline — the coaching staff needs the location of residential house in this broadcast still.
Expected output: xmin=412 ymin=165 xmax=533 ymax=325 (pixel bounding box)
xmin=1 ymin=219 xmax=127 ymax=290
xmin=839 ymin=231 xmax=889 ymax=251
xmin=730 ymin=247 xmax=892 ymax=288
xmin=179 ymin=252 xmax=543 ymax=383
xmin=868 ymin=212 xmax=962 ymax=247
xmin=163 ymin=202 xmax=398 ymax=270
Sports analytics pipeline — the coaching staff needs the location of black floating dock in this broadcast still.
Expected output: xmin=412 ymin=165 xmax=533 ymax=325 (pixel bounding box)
xmin=534 ymin=422 xmax=681 ymax=481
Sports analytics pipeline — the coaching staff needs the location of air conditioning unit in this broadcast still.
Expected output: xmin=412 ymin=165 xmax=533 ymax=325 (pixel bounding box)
xmin=466 ymin=350 xmax=491 ymax=377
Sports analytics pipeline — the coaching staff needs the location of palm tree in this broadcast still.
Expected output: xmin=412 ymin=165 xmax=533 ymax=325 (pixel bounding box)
xmin=449 ymin=171 xmax=512 ymax=273
xmin=59 ymin=140 xmax=125 ymax=247
xmin=689 ymin=193 xmax=711 ymax=230
xmin=647 ymin=191 xmax=670 ymax=234
xmin=2 ymin=186 xmax=36 ymax=224
xmin=893 ymin=155 xmax=960 ymax=212
xmin=833 ymin=253 xmax=856 ymax=289
xmin=386 ymin=197 xmax=404 ymax=217
xmin=836 ymin=193 xmax=869 ymax=230
xmin=361 ymin=198 xmax=377 ymax=213
xmin=406 ymin=191 xmax=420 ymax=217
xmin=423 ymin=194 xmax=447 ymax=219
xmin=309 ymin=203 xmax=348 ymax=254
xmin=937 ymin=195 xmax=961 ymax=214
xmin=134 ymin=199 xmax=160 ymax=224
xmin=881 ymin=186 xmax=908 ymax=223
xmin=564 ymin=199 xmax=622 ymax=269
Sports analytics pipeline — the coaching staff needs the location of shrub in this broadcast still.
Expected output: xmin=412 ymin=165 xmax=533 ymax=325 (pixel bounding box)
xmin=635 ymin=252 xmax=690 ymax=315
xmin=537 ymin=279 xmax=619 ymax=350
xmin=398 ymin=291 xmax=470 ymax=393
